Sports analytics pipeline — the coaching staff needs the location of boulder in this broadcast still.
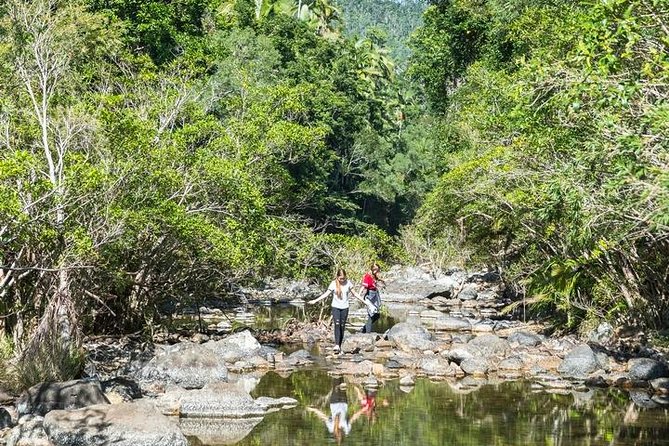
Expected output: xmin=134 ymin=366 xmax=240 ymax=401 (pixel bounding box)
xmin=508 ymin=331 xmax=543 ymax=347
xmin=433 ymin=317 xmax=472 ymax=332
xmin=136 ymin=342 xmax=228 ymax=389
xmin=178 ymin=382 xmax=265 ymax=418
xmin=417 ymin=356 xmax=455 ymax=377
xmin=651 ymin=377 xmax=669 ymax=392
xmin=399 ymin=375 xmax=415 ymax=386
xmin=628 ymin=390 xmax=659 ymax=409
xmin=587 ymin=322 xmax=615 ymax=345
xmin=101 ymin=377 xmax=142 ymax=403
xmin=628 ymin=358 xmax=669 ymax=381
xmin=498 ymin=356 xmax=524 ymax=372
xmin=460 ymin=357 xmax=490 ymax=376
xmin=557 ymin=344 xmax=602 ymax=378
xmin=337 ymin=360 xmax=375 ymax=376
xmin=467 ymin=334 xmax=510 ymax=357
xmin=43 ymin=401 xmax=187 ymax=446
xmin=457 ymin=285 xmax=478 ymax=301
xmin=277 ymin=349 xmax=313 ymax=369
xmin=6 ymin=418 xmax=51 ymax=446
xmin=16 ymin=380 xmax=109 ymax=417
xmin=441 ymin=344 xmax=482 ymax=364
xmin=203 ymin=330 xmax=262 ymax=363
xmin=387 ymin=323 xmax=434 ymax=352
xmin=341 ymin=333 xmax=376 ymax=354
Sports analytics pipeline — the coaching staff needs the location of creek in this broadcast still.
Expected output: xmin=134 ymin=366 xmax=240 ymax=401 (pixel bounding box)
xmin=168 ymin=300 xmax=669 ymax=446
xmin=188 ymin=369 xmax=669 ymax=446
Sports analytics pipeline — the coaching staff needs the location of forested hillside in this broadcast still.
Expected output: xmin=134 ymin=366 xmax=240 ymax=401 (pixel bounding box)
xmin=335 ymin=0 xmax=426 ymax=67
xmin=408 ymin=0 xmax=669 ymax=332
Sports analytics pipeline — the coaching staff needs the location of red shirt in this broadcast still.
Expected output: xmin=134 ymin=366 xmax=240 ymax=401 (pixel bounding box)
xmin=361 ymin=273 xmax=378 ymax=291
xmin=362 ymin=395 xmax=375 ymax=411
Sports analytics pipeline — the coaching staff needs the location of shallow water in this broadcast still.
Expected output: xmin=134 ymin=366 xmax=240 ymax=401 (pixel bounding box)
xmin=186 ymin=369 xmax=669 ymax=446
xmin=175 ymin=303 xmax=398 ymax=334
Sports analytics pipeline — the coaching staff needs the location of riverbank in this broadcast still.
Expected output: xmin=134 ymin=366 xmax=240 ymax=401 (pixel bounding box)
xmin=1 ymin=266 xmax=668 ymax=445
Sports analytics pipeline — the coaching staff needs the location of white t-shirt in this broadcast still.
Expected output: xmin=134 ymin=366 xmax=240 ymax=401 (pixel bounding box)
xmin=326 ymin=402 xmax=351 ymax=435
xmin=328 ymin=279 xmax=354 ymax=309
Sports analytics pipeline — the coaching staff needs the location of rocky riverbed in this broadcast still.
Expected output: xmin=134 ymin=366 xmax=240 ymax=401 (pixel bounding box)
xmin=1 ymin=266 xmax=668 ymax=445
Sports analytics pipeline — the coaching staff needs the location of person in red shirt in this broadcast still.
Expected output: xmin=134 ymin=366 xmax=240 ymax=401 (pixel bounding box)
xmin=358 ymin=263 xmax=385 ymax=333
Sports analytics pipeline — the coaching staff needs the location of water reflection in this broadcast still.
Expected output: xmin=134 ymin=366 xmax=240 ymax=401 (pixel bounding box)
xmin=303 ymin=377 xmax=389 ymax=444
xmin=184 ymin=417 xmax=263 ymax=445
xmin=306 ymin=377 xmax=352 ymax=443
xmin=226 ymin=371 xmax=669 ymax=446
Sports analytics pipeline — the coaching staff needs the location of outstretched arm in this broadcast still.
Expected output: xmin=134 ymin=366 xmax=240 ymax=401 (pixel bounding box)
xmin=350 ymin=407 xmax=367 ymax=424
xmin=306 ymin=407 xmax=329 ymax=422
xmin=308 ymin=289 xmax=330 ymax=305
xmin=350 ymin=287 xmax=366 ymax=305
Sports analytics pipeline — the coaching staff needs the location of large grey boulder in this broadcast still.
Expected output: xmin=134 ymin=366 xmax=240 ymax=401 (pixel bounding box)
xmin=457 ymin=285 xmax=478 ymax=301
xmin=203 ymin=330 xmax=262 ymax=364
xmin=508 ymin=331 xmax=543 ymax=347
xmin=382 ymin=266 xmax=460 ymax=302
xmin=137 ymin=342 xmax=228 ymax=389
xmin=387 ymin=323 xmax=434 ymax=352
xmin=154 ymin=382 xmax=274 ymax=419
xmin=628 ymin=390 xmax=659 ymax=409
xmin=460 ymin=357 xmax=490 ymax=376
xmin=43 ymin=400 xmax=187 ymax=446
xmin=274 ymin=349 xmax=314 ymax=372
xmin=101 ymin=377 xmax=142 ymax=403
xmin=467 ymin=334 xmax=510 ymax=357
xmin=341 ymin=333 xmax=376 ymax=354
xmin=179 ymin=382 xmax=265 ymax=418
xmin=441 ymin=344 xmax=482 ymax=364
xmin=628 ymin=358 xmax=669 ymax=381
xmin=433 ymin=317 xmax=472 ymax=332
xmin=417 ymin=356 xmax=455 ymax=377
xmin=557 ymin=344 xmax=602 ymax=378
xmin=498 ymin=356 xmax=524 ymax=372
xmin=16 ymin=380 xmax=109 ymax=417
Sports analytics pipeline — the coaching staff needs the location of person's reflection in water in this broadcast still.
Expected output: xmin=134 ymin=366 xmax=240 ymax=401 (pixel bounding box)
xmin=351 ymin=384 xmax=377 ymax=424
xmin=306 ymin=377 xmax=351 ymax=444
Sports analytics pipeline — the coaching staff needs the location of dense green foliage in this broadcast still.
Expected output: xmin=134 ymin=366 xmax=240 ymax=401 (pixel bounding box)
xmin=3 ymin=0 xmax=667 ymax=387
xmin=0 ymin=0 xmax=437 ymax=386
xmin=408 ymin=0 xmax=669 ymax=330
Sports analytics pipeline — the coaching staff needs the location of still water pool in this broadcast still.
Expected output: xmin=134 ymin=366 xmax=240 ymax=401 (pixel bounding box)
xmin=187 ymin=369 xmax=669 ymax=446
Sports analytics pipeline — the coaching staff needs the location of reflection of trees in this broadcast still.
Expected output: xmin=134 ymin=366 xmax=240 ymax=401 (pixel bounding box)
xmin=237 ymin=373 xmax=669 ymax=445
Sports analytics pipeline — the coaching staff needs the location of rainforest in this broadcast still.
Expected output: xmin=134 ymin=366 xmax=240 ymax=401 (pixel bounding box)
xmin=0 ymin=0 xmax=668 ymax=388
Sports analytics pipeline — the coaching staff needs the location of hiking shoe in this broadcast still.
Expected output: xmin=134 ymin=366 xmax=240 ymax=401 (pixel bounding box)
xmin=333 ymin=345 xmax=341 ymax=354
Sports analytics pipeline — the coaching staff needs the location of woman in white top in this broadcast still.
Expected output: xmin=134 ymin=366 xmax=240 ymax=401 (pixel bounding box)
xmin=308 ymin=269 xmax=365 ymax=353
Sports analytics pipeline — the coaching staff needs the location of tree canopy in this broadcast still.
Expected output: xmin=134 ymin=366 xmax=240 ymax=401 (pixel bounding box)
xmin=408 ymin=0 xmax=669 ymax=331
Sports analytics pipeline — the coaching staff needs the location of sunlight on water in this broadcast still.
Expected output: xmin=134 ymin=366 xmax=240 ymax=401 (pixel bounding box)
xmin=186 ymin=369 xmax=669 ymax=446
